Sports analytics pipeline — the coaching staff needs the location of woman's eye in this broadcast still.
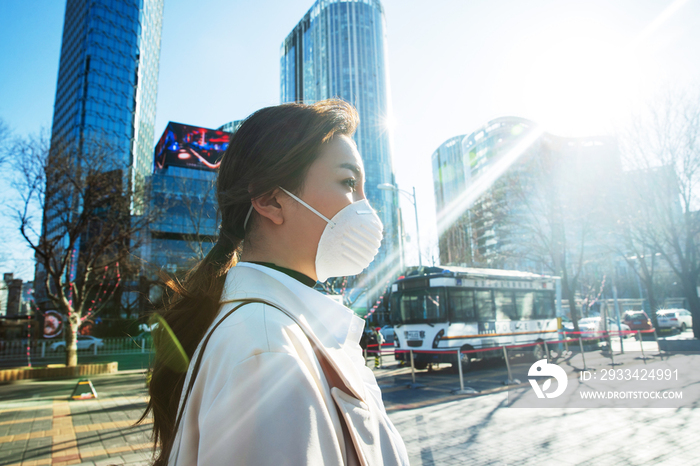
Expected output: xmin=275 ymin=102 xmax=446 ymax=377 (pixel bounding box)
xmin=344 ymin=178 xmax=357 ymax=191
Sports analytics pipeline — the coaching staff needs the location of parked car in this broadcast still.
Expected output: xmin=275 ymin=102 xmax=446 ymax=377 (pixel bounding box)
xmin=656 ymin=309 xmax=693 ymax=332
xmin=378 ymin=325 xmax=395 ymax=344
xmin=623 ymin=311 xmax=653 ymax=331
xmin=564 ymin=317 xmax=631 ymax=337
xmin=603 ymin=317 xmax=632 ymax=335
xmin=50 ymin=335 xmax=104 ymax=352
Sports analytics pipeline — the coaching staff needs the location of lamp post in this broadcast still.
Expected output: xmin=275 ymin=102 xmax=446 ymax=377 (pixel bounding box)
xmin=378 ymin=183 xmax=422 ymax=266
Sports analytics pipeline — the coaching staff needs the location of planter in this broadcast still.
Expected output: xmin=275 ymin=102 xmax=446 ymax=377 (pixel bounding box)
xmin=0 ymin=361 xmax=118 ymax=383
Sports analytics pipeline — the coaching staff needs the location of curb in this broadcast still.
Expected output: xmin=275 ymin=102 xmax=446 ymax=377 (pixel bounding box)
xmin=0 ymin=362 xmax=119 ymax=383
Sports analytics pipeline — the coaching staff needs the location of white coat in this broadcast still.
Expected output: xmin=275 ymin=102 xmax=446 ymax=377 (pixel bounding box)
xmin=168 ymin=262 xmax=409 ymax=465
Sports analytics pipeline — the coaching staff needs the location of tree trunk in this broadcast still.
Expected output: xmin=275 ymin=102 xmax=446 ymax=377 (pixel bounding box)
xmin=642 ymin=276 xmax=660 ymax=329
xmin=65 ymin=313 xmax=79 ymax=367
xmin=680 ymin=276 xmax=700 ymax=339
xmin=686 ymin=291 xmax=700 ymax=340
xmin=562 ymin=275 xmax=580 ymax=332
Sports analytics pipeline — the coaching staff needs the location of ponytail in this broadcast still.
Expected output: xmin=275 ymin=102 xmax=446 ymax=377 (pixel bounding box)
xmin=141 ymin=229 xmax=241 ymax=466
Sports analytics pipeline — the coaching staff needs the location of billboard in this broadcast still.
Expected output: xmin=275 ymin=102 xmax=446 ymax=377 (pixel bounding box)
xmin=154 ymin=122 xmax=231 ymax=172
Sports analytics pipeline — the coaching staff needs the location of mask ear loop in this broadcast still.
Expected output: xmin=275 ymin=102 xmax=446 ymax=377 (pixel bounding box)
xmin=278 ymin=186 xmax=336 ymax=227
xmin=243 ymin=204 xmax=254 ymax=232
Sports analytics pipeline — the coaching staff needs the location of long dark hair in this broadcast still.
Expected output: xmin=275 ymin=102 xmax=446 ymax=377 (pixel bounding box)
xmin=140 ymin=99 xmax=359 ymax=465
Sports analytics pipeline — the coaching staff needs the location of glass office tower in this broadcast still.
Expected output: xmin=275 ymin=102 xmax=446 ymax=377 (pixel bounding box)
xmin=36 ymin=0 xmax=164 ymax=311
xmin=50 ymin=0 xmax=164 ymax=200
xmin=281 ymin=0 xmax=400 ymax=294
xmin=432 ymin=117 xmax=622 ymax=271
xmin=146 ymin=122 xmax=231 ymax=278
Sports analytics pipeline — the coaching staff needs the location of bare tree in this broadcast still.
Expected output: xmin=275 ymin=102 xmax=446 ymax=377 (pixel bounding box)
xmin=499 ymin=147 xmax=592 ymax=332
xmin=494 ymin=133 xmax=623 ymax=332
xmin=11 ymin=133 xmax=158 ymax=366
xmin=608 ymin=167 xmax=669 ymax=327
xmin=174 ymin=175 xmax=218 ymax=262
xmin=620 ymin=89 xmax=700 ymax=338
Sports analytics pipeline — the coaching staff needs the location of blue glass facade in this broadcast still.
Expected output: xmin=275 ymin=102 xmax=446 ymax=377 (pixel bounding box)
xmin=432 ymin=117 xmax=622 ymax=270
xmin=146 ymin=166 xmax=219 ymax=276
xmin=146 ymin=122 xmax=233 ymax=278
xmin=50 ymin=0 xmax=164 ymax=198
xmin=37 ymin=0 xmax=163 ymax=311
xmin=432 ymin=117 xmax=544 ymax=266
xmin=431 ymin=135 xmax=471 ymax=266
xmin=280 ymin=0 xmax=400 ymax=287
xmin=218 ymin=119 xmax=245 ymax=134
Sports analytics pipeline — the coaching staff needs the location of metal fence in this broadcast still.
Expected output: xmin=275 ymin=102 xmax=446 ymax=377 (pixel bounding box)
xmin=0 ymin=337 xmax=154 ymax=361
xmin=366 ymin=328 xmax=663 ymax=392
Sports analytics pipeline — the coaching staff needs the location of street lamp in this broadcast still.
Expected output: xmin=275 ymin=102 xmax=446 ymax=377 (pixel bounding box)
xmin=377 ymin=183 xmax=422 ymax=266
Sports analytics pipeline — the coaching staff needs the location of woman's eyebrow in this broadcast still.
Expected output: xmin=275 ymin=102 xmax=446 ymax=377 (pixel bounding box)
xmin=338 ymin=162 xmax=363 ymax=177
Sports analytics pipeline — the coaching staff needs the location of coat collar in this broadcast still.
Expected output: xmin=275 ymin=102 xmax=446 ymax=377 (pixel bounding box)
xmin=220 ymin=263 xmax=368 ymax=402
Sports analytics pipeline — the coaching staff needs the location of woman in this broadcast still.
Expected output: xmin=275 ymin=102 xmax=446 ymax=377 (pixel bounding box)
xmin=143 ymin=99 xmax=409 ymax=465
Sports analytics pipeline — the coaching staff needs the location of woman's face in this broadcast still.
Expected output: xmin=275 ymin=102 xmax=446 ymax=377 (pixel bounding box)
xmin=297 ymin=134 xmax=366 ymax=217
xmin=284 ymin=134 xmax=367 ymax=277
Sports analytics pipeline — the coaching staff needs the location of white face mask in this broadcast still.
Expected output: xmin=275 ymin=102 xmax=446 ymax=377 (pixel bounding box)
xmin=278 ymin=186 xmax=383 ymax=282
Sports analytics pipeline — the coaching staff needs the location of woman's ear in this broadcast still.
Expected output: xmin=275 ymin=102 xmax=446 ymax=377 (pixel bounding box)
xmin=250 ymin=188 xmax=285 ymax=226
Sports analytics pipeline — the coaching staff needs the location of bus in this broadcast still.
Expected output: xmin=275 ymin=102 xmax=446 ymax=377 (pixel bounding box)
xmin=389 ymin=266 xmax=561 ymax=371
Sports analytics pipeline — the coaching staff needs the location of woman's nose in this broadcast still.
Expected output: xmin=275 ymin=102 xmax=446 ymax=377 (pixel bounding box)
xmin=353 ymin=184 xmax=367 ymax=202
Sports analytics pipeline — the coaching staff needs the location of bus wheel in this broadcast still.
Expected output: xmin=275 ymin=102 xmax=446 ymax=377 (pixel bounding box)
xmin=452 ymin=346 xmax=472 ymax=372
xmin=532 ymin=342 xmax=548 ymax=361
xmin=413 ymin=361 xmax=428 ymax=370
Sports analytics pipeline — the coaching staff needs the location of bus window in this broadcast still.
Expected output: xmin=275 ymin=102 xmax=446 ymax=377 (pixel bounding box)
xmin=494 ymin=290 xmax=516 ymax=321
xmin=534 ymin=291 xmax=555 ymax=318
xmin=448 ymin=289 xmax=476 ymax=322
xmin=475 ymin=290 xmax=495 ymax=321
xmin=390 ymin=288 xmax=446 ymax=325
xmin=515 ymin=291 xmax=535 ymax=320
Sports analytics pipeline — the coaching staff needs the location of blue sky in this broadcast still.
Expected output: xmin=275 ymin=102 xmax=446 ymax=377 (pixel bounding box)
xmin=1 ymin=0 xmax=699 ymax=279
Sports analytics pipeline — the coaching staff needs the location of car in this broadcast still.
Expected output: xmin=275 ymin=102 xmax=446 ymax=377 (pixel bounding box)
xmin=564 ymin=317 xmax=631 ymax=337
xmin=50 ymin=335 xmax=104 ymax=352
xmin=603 ymin=318 xmax=632 ymax=337
xmin=563 ymin=317 xmax=602 ymax=334
xmin=378 ymin=325 xmax=395 ymax=344
xmin=623 ymin=311 xmax=653 ymax=331
xmin=656 ymin=309 xmax=693 ymax=332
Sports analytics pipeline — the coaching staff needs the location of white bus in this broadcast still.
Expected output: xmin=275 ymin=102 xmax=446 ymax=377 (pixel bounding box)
xmin=390 ymin=266 xmax=561 ymax=371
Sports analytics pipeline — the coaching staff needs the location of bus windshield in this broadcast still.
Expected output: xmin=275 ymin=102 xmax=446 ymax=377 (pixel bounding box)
xmin=391 ymin=288 xmax=446 ymax=325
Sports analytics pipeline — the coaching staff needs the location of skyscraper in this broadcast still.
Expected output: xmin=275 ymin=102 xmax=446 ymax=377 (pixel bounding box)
xmin=146 ymin=122 xmax=231 ymax=279
xmin=280 ymin=0 xmax=399 ymax=292
xmin=432 ymin=117 xmax=622 ymax=270
xmin=36 ymin=0 xmax=164 ymax=311
xmin=50 ymin=0 xmax=164 ymax=199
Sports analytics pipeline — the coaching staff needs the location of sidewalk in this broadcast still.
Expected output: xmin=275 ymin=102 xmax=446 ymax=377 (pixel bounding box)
xmin=0 ymin=371 xmax=153 ymax=466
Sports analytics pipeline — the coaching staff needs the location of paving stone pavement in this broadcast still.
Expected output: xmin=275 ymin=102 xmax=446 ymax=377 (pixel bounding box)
xmin=388 ymin=389 xmax=699 ymax=465
xmin=384 ymin=351 xmax=700 ymax=465
xmin=0 ymin=396 xmax=154 ymax=466
xmin=0 ymin=370 xmax=154 ymax=466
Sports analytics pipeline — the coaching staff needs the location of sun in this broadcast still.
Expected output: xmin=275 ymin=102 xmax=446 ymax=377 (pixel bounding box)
xmin=496 ymin=19 xmax=653 ymax=138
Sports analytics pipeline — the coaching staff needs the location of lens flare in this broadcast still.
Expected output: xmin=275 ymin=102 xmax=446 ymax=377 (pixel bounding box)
xmin=436 ymin=126 xmax=544 ymax=239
